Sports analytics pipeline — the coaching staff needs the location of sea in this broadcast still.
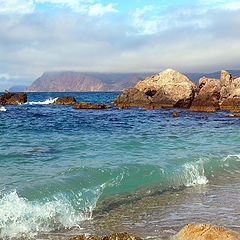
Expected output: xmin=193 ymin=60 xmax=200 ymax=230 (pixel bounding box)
xmin=0 ymin=92 xmax=239 ymax=240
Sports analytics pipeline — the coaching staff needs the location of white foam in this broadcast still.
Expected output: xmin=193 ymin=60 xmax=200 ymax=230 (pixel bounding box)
xmin=182 ymin=162 xmax=208 ymax=187
xmin=0 ymin=106 xmax=7 ymax=112
xmin=28 ymin=97 xmax=58 ymax=105
xmin=0 ymin=189 xmax=101 ymax=239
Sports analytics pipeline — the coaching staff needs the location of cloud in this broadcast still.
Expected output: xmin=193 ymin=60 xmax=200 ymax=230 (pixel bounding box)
xmin=0 ymin=0 xmax=35 ymax=14
xmin=89 ymin=3 xmax=118 ymax=16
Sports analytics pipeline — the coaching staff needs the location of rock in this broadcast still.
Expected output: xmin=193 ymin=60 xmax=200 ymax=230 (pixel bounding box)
xmin=113 ymin=88 xmax=151 ymax=107
xmin=73 ymin=102 xmax=111 ymax=109
xmin=226 ymin=113 xmax=240 ymax=117
xmin=220 ymin=89 xmax=240 ymax=111
xmin=135 ymin=69 xmax=196 ymax=108
xmin=173 ymin=223 xmax=240 ymax=240
xmin=151 ymin=88 xmax=176 ymax=108
xmin=52 ymin=96 xmax=76 ymax=105
xmin=189 ymin=77 xmax=221 ymax=112
xmin=220 ymin=70 xmax=232 ymax=87
xmin=0 ymin=92 xmax=27 ymax=105
xmin=67 ymin=232 xmax=142 ymax=240
xmin=171 ymin=111 xmax=180 ymax=117
xmin=196 ymin=116 xmax=208 ymax=119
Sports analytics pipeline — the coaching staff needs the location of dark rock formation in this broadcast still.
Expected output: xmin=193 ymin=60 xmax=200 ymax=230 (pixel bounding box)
xmin=67 ymin=232 xmax=142 ymax=240
xmin=52 ymin=96 xmax=76 ymax=105
xmin=73 ymin=102 xmax=111 ymax=109
xmin=113 ymin=88 xmax=151 ymax=107
xmin=173 ymin=223 xmax=240 ymax=240
xmin=0 ymin=92 xmax=27 ymax=105
xmin=189 ymin=77 xmax=221 ymax=112
xmin=226 ymin=113 xmax=240 ymax=117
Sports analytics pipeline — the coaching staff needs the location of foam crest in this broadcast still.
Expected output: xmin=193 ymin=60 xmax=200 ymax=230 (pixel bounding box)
xmin=28 ymin=97 xmax=58 ymax=105
xmin=0 ymin=106 xmax=7 ymax=112
xmin=0 ymin=187 xmax=103 ymax=239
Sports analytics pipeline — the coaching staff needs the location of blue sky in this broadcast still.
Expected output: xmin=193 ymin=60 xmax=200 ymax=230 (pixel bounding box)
xmin=0 ymin=0 xmax=240 ymax=89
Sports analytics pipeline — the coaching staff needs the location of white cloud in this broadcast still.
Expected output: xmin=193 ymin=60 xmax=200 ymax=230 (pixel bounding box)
xmin=88 ymin=3 xmax=118 ymax=16
xmin=0 ymin=73 xmax=10 ymax=79
xmin=0 ymin=0 xmax=35 ymax=14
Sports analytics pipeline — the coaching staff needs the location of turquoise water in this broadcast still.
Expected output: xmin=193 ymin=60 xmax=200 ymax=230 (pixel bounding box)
xmin=0 ymin=92 xmax=240 ymax=239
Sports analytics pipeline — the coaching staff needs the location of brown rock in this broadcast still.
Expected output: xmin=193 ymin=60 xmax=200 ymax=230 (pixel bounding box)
xmin=52 ymin=96 xmax=76 ymax=105
xmin=113 ymin=88 xmax=151 ymax=107
xmin=151 ymin=88 xmax=176 ymax=108
xmin=171 ymin=111 xmax=180 ymax=117
xmin=220 ymin=70 xmax=232 ymax=87
xmin=0 ymin=92 xmax=27 ymax=105
xmin=189 ymin=77 xmax=221 ymax=112
xmin=174 ymin=223 xmax=240 ymax=240
xmin=67 ymin=232 xmax=142 ymax=240
xmin=226 ymin=113 xmax=240 ymax=117
xmin=220 ymin=89 xmax=240 ymax=111
xmin=73 ymin=102 xmax=111 ymax=109
xmin=135 ymin=69 xmax=196 ymax=108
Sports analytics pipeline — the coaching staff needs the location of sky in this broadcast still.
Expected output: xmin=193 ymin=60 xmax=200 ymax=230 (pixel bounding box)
xmin=0 ymin=0 xmax=240 ymax=89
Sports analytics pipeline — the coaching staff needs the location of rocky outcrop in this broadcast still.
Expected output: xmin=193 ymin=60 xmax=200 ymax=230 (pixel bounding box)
xmin=73 ymin=102 xmax=111 ymax=109
xmin=0 ymin=92 xmax=27 ymax=105
xmin=189 ymin=77 xmax=221 ymax=112
xmin=67 ymin=232 xmax=142 ymax=240
xmin=171 ymin=111 xmax=180 ymax=117
xmin=113 ymin=88 xmax=151 ymax=107
xmin=226 ymin=112 xmax=240 ymax=117
xmin=173 ymin=223 xmax=240 ymax=240
xmin=52 ymin=96 xmax=76 ymax=105
xmin=135 ymin=69 xmax=196 ymax=108
xmin=114 ymin=69 xmax=196 ymax=108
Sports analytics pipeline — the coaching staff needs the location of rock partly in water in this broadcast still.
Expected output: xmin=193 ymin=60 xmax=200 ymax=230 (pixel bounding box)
xmin=52 ymin=96 xmax=76 ymax=105
xmin=220 ymin=89 xmax=240 ymax=111
xmin=67 ymin=232 xmax=142 ymax=240
xmin=173 ymin=223 xmax=240 ymax=240
xmin=73 ymin=102 xmax=111 ymax=109
xmin=135 ymin=69 xmax=196 ymax=108
xmin=113 ymin=88 xmax=151 ymax=108
xmin=189 ymin=77 xmax=221 ymax=112
xmin=171 ymin=111 xmax=180 ymax=117
xmin=0 ymin=92 xmax=27 ymax=105
xmin=225 ymin=112 xmax=240 ymax=117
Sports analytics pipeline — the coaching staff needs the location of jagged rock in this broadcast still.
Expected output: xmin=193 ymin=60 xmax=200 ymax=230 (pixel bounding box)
xmin=0 ymin=92 xmax=27 ymax=105
xmin=52 ymin=96 xmax=76 ymax=105
xmin=173 ymin=223 xmax=240 ymax=240
xmin=73 ymin=102 xmax=111 ymax=109
xmin=113 ymin=88 xmax=151 ymax=107
xmin=220 ymin=70 xmax=233 ymax=87
xmin=189 ymin=77 xmax=221 ymax=112
xmin=67 ymin=232 xmax=142 ymax=240
xmin=135 ymin=69 xmax=196 ymax=108
xmin=171 ymin=112 xmax=180 ymax=117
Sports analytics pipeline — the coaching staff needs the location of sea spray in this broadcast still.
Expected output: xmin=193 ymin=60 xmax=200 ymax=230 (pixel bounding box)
xmin=28 ymin=97 xmax=58 ymax=105
xmin=0 ymin=106 xmax=6 ymax=112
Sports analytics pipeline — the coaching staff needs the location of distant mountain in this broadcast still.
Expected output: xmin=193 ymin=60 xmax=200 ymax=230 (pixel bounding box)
xmin=9 ymin=85 xmax=27 ymax=92
xmin=26 ymin=72 xmax=154 ymax=92
xmin=26 ymin=70 xmax=240 ymax=92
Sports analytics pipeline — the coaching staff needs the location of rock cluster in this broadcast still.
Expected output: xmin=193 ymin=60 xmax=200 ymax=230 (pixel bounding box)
xmin=0 ymin=92 xmax=27 ymax=105
xmin=73 ymin=102 xmax=111 ymax=109
xmin=114 ymin=69 xmax=240 ymax=112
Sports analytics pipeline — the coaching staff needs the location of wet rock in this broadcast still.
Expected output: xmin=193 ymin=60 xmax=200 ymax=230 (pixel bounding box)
xmin=67 ymin=232 xmax=142 ymax=240
xmin=52 ymin=96 xmax=76 ymax=105
xmin=113 ymin=88 xmax=151 ymax=107
xmin=220 ymin=89 xmax=240 ymax=111
xmin=189 ymin=77 xmax=221 ymax=112
xmin=196 ymin=116 xmax=208 ymax=119
xmin=0 ymin=92 xmax=27 ymax=105
xmin=173 ymin=223 xmax=240 ymax=240
xmin=135 ymin=69 xmax=196 ymax=108
xmin=225 ymin=113 xmax=240 ymax=117
xmin=73 ymin=102 xmax=111 ymax=109
xmin=171 ymin=111 xmax=180 ymax=117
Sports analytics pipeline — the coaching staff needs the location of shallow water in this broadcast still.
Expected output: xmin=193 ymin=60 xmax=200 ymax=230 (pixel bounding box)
xmin=0 ymin=92 xmax=239 ymax=239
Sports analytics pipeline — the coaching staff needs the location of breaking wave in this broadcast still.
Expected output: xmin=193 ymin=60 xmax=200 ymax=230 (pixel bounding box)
xmin=28 ymin=97 xmax=58 ymax=105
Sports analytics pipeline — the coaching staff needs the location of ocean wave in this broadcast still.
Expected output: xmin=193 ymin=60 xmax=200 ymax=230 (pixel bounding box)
xmin=28 ymin=97 xmax=58 ymax=105
xmin=0 ymin=106 xmax=7 ymax=112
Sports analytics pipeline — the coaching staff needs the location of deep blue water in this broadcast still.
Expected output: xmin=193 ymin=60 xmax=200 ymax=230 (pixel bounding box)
xmin=0 ymin=92 xmax=240 ymax=239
